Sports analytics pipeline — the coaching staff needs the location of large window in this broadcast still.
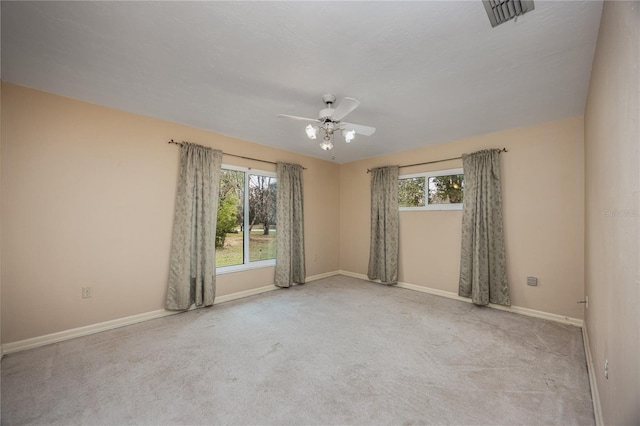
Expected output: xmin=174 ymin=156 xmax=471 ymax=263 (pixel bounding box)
xmin=216 ymin=166 xmax=277 ymax=272
xmin=399 ymin=168 xmax=464 ymax=211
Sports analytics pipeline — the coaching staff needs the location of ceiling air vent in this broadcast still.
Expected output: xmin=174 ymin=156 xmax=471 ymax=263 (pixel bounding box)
xmin=482 ymin=0 xmax=535 ymax=27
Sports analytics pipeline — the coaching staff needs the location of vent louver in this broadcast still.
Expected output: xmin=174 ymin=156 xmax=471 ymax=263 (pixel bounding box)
xmin=482 ymin=0 xmax=535 ymax=27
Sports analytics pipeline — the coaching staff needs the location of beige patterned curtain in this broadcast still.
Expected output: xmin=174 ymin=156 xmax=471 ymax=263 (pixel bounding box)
xmin=459 ymin=149 xmax=510 ymax=306
xmin=275 ymin=162 xmax=305 ymax=288
xmin=166 ymin=142 xmax=223 ymax=310
xmin=368 ymin=166 xmax=400 ymax=284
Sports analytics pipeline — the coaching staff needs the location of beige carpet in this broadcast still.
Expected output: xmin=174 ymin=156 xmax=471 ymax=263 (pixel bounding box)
xmin=1 ymin=275 xmax=594 ymax=425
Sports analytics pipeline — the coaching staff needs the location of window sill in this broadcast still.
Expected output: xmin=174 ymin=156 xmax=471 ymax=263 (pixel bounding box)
xmin=216 ymin=260 xmax=276 ymax=275
xmin=400 ymin=204 xmax=463 ymax=211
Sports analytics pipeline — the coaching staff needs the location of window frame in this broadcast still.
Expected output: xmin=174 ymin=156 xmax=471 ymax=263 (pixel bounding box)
xmin=399 ymin=167 xmax=464 ymax=211
xmin=216 ymin=164 xmax=277 ymax=275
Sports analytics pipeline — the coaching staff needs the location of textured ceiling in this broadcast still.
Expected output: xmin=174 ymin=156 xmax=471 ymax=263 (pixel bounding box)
xmin=1 ymin=1 xmax=602 ymax=163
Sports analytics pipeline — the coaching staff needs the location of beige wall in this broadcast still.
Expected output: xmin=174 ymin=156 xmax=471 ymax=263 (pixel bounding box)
xmin=340 ymin=117 xmax=585 ymax=319
xmin=0 ymin=83 xmax=340 ymax=343
xmin=584 ymin=1 xmax=640 ymax=424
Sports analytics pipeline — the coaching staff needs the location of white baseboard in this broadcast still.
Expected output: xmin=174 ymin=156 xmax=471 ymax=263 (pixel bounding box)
xmin=3 ymin=309 xmax=179 ymax=355
xmin=214 ymin=284 xmax=278 ymax=304
xmin=582 ymin=323 xmax=603 ymax=425
xmin=338 ymin=270 xmax=583 ymax=327
xmin=2 ymin=270 xmax=584 ymax=356
xmin=1 ymin=272 xmax=340 ymax=356
xmin=306 ymin=270 xmax=341 ymax=282
xmin=2 ymin=284 xmax=279 ymax=355
xmin=482 ymin=297 xmax=583 ymax=327
xmin=337 ymin=270 xmax=365 ymax=279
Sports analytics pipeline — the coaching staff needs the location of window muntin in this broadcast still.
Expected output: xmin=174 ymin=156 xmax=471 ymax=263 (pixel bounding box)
xmin=215 ymin=165 xmax=277 ymax=272
xmin=399 ymin=168 xmax=464 ymax=211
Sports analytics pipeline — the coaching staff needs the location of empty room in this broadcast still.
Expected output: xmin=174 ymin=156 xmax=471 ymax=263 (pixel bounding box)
xmin=0 ymin=1 xmax=638 ymax=425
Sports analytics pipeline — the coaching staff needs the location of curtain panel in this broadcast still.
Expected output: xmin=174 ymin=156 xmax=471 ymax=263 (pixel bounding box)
xmin=458 ymin=149 xmax=510 ymax=306
xmin=275 ymin=162 xmax=306 ymax=288
xmin=166 ymin=142 xmax=223 ymax=310
xmin=368 ymin=166 xmax=400 ymax=284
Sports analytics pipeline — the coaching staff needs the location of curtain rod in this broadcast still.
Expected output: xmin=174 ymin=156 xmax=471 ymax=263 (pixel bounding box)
xmin=168 ymin=140 xmax=306 ymax=169
xmin=366 ymin=148 xmax=508 ymax=173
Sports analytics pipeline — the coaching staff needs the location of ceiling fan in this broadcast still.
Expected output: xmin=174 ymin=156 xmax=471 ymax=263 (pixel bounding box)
xmin=278 ymin=94 xmax=376 ymax=151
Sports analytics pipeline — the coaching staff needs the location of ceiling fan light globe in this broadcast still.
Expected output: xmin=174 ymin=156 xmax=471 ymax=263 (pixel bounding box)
xmin=320 ymin=141 xmax=333 ymax=151
xmin=344 ymin=129 xmax=356 ymax=143
xmin=305 ymin=124 xmax=318 ymax=140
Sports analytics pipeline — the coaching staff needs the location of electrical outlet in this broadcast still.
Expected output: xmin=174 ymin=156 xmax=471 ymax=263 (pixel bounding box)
xmin=82 ymin=286 xmax=92 ymax=299
xmin=527 ymin=276 xmax=538 ymax=286
xmin=604 ymin=359 xmax=609 ymax=379
xmin=313 ymin=254 xmax=318 ymax=261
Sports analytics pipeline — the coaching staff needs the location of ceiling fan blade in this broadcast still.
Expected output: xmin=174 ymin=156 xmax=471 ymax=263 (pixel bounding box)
xmin=341 ymin=122 xmax=376 ymax=136
xmin=277 ymin=114 xmax=320 ymax=123
xmin=331 ymin=97 xmax=360 ymax=121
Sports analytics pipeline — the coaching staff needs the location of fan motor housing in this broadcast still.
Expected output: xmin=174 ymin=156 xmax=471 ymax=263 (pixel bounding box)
xmin=319 ymin=108 xmax=336 ymax=120
xmin=322 ymin=94 xmax=336 ymax=105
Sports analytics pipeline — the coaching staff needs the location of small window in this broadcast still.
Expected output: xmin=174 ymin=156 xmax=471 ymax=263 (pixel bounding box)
xmin=216 ymin=166 xmax=277 ymax=272
xmin=399 ymin=168 xmax=464 ymax=211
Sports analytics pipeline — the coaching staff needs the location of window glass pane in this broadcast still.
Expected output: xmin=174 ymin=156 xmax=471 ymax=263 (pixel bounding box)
xmin=428 ymin=174 xmax=464 ymax=204
xmin=248 ymin=174 xmax=277 ymax=262
xmin=398 ymin=177 xmax=426 ymax=207
xmin=216 ymin=169 xmax=245 ymax=267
